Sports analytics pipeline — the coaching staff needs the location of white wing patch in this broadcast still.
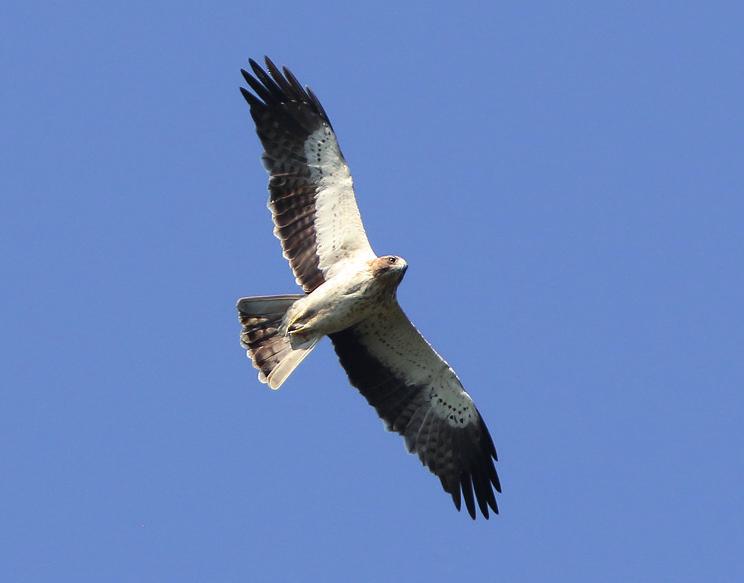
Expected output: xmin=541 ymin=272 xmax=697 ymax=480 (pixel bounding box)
xmin=304 ymin=126 xmax=376 ymax=278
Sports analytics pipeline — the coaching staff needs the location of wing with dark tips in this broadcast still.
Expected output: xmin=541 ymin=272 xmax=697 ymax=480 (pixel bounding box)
xmin=330 ymin=302 xmax=501 ymax=519
xmin=240 ymin=57 xmax=375 ymax=292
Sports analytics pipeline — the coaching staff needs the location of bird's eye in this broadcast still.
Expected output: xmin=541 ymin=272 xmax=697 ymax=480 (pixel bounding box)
xmin=388 ymin=257 xmax=397 ymax=264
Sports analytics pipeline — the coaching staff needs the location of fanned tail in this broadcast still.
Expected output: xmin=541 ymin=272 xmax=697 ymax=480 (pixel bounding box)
xmin=237 ymin=295 xmax=318 ymax=389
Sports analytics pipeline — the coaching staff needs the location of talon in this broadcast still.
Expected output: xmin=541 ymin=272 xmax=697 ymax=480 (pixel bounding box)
xmin=289 ymin=323 xmax=306 ymax=335
xmin=286 ymin=316 xmax=306 ymax=336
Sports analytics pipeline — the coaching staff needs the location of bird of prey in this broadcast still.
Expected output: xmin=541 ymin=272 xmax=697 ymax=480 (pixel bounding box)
xmin=236 ymin=57 xmax=501 ymax=519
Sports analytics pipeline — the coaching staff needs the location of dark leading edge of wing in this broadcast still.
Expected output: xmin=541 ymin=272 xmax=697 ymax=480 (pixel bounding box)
xmin=239 ymin=57 xmax=337 ymax=293
xmin=330 ymin=327 xmax=502 ymax=519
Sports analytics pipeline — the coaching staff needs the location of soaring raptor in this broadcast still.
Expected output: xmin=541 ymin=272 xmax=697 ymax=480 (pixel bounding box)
xmin=237 ymin=57 xmax=501 ymax=519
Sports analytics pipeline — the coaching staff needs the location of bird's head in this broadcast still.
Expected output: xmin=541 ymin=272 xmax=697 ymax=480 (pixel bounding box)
xmin=371 ymin=255 xmax=408 ymax=284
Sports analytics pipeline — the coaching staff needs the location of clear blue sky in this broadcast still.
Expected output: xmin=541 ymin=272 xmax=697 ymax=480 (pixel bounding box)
xmin=2 ymin=1 xmax=743 ymax=581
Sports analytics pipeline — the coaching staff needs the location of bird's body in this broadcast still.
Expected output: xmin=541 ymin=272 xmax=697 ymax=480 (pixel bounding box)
xmin=284 ymin=256 xmax=407 ymax=339
xmin=236 ymin=57 xmax=501 ymax=519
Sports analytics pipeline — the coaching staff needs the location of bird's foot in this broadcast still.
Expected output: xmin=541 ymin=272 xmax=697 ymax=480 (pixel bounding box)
xmin=286 ymin=316 xmax=308 ymax=337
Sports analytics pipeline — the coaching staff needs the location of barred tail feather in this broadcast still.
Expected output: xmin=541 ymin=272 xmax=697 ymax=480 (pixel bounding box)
xmin=237 ymin=295 xmax=318 ymax=389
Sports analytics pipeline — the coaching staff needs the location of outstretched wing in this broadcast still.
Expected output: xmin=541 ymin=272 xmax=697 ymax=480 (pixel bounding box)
xmin=240 ymin=57 xmax=376 ymax=293
xmin=329 ymin=303 xmax=501 ymax=519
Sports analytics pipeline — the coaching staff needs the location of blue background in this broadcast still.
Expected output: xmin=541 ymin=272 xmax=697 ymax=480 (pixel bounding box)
xmin=2 ymin=1 xmax=743 ymax=581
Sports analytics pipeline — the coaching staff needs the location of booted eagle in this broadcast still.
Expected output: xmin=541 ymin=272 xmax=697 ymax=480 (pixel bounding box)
xmin=236 ymin=57 xmax=501 ymax=519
